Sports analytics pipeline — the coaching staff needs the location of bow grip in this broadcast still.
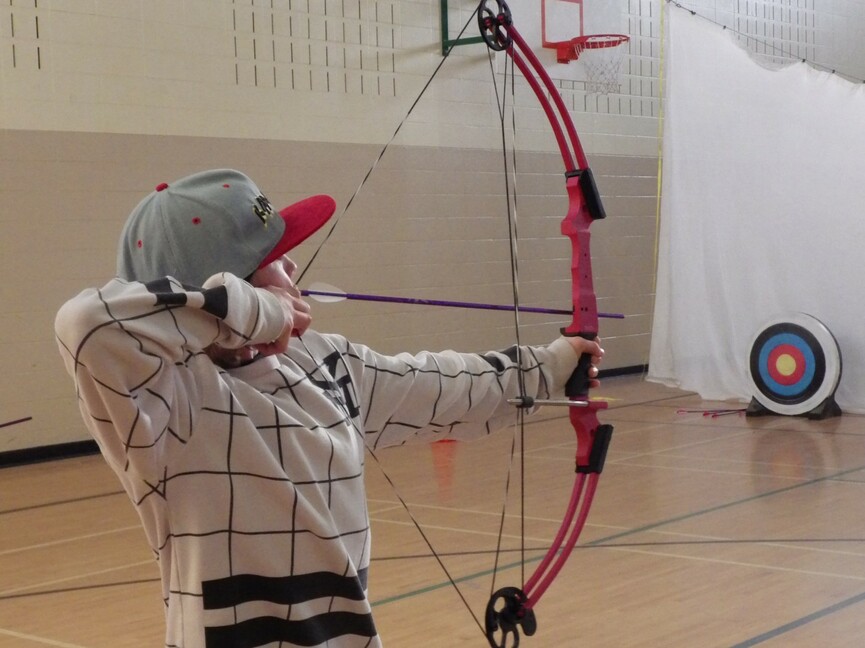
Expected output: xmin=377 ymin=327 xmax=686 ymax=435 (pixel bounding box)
xmin=563 ymin=332 xmax=596 ymax=399
xmin=563 ymin=331 xmax=614 ymax=474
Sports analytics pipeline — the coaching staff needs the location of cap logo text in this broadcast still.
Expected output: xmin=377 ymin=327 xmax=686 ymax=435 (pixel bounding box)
xmin=253 ymin=194 xmax=276 ymax=226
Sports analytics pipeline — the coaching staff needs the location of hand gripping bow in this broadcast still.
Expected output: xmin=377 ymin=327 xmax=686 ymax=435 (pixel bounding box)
xmin=477 ymin=2 xmax=615 ymax=646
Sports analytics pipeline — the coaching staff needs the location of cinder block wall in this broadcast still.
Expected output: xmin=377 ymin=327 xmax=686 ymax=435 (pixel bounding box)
xmin=1 ymin=1 xmax=659 ymax=452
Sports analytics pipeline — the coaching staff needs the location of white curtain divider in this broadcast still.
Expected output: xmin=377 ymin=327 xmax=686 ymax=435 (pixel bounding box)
xmin=649 ymin=3 xmax=865 ymax=414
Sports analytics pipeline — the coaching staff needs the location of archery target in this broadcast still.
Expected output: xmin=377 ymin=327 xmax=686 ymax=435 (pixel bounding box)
xmin=747 ymin=313 xmax=841 ymax=416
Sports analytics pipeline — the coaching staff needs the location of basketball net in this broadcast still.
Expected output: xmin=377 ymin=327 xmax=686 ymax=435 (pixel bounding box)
xmin=573 ymin=34 xmax=629 ymax=95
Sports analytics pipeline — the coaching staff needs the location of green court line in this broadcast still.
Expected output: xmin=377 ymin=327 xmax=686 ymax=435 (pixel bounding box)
xmin=729 ymin=589 xmax=865 ymax=647
xmin=586 ymin=462 xmax=865 ymax=546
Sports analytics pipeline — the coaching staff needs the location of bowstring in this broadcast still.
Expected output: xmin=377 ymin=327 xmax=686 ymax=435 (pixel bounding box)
xmin=293 ymin=4 xmax=539 ymax=640
xmin=297 ymin=12 xmax=472 ymax=286
xmin=293 ymin=5 xmax=493 ymax=638
xmin=485 ymin=40 xmax=531 ymax=600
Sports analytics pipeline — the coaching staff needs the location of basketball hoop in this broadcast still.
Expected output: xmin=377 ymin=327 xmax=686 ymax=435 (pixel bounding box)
xmin=573 ymin=34 xmax=629 ymax=95
xmin=547 ymin=33 xmax=629 ymax=95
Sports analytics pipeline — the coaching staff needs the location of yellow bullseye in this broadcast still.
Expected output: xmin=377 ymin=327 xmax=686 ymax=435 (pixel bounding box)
xmin=775 ymin=353 xmax=797 ymax=377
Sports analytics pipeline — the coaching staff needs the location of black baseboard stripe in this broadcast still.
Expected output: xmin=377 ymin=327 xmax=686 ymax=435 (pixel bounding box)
xmin=0 ymin=440 xmax=99 ymax=469
xmin=599 ymin=364 xmax=647 ymax=378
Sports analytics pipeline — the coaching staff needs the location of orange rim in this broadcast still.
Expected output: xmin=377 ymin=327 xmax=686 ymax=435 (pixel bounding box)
xmin=573 ymin=34 xmax=629 ymax=51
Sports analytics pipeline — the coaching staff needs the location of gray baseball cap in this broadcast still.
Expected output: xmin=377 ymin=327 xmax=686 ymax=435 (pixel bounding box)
xmin=117 ymin=169 xmax=336 ymax=287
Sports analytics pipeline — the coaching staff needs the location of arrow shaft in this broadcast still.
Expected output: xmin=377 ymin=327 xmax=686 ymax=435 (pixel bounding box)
xmin=301 ymin=289 xmax=624 ymax=319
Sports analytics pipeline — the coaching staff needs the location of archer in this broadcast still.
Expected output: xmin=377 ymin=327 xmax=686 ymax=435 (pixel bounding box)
xmin=55 ymin=168 xmax=604 ymax=648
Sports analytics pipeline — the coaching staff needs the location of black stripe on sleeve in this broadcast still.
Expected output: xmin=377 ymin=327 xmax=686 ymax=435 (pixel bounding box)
xmin=141 ymin=278 xmax=228 ymax=319
xmin=481 ymin=345 xmax=520 ymax=370
xmin=200 ymin=285 xmax=229 ymax=319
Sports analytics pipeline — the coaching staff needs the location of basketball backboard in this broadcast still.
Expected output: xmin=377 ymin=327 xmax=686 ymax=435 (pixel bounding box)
xmin=509 ymin=0 xmax=629 ymax=88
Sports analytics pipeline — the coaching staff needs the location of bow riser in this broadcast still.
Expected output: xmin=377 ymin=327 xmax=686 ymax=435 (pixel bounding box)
xmin=562 ymin=175 xmax=603 ymax=341
xmin=560 ymin=172 xmax=613 ymax=472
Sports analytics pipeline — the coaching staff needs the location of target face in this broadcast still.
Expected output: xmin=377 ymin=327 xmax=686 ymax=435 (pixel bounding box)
xmin=747 ymin=313 xmax=841 ymax=416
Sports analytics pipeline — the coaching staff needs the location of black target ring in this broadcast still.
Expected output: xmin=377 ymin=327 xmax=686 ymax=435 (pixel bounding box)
xmin=746 ymin=313 xmax=841 ymax=416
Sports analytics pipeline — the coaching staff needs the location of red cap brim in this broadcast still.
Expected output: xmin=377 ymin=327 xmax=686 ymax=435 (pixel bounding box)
xmin=259 ymin=195 xmax=337 ymax=269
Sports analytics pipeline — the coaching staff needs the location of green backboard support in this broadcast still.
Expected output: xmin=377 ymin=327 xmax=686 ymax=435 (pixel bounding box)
xmin=440 ymin=0 xmax=485 ymax=55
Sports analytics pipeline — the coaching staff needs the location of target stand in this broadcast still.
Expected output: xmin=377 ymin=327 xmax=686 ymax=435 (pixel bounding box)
xmin=746 ymin=313 xmax=842 ymax=420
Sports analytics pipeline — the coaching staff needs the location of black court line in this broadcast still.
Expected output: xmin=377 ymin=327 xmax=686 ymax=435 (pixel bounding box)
xmin=586 ymin=463 xmax=865 ymax=546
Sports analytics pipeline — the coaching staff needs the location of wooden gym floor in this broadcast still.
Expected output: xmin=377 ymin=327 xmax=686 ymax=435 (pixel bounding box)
xmin=2 ymin=374 xmax=864 ymax=647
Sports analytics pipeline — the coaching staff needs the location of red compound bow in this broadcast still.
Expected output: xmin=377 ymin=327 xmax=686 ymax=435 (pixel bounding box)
xmin=477 ymin=2 xmax=615 ymax=646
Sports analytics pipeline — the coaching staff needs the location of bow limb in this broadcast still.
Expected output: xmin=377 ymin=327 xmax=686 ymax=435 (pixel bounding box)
xmin=479 ymin=2 xmax=614 ymax=646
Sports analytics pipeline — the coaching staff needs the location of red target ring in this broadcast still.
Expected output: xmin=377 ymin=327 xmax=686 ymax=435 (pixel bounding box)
xmin=766 ymin=343 xmax=806 ymax=386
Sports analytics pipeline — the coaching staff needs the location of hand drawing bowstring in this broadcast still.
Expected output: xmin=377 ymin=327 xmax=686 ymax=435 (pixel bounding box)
xmin=295 ymin=3 xmax=579 ymax=644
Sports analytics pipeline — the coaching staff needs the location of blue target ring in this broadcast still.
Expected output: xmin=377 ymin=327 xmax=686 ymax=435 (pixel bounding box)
xmin=756 ymin=333 xmax=816 ymax=398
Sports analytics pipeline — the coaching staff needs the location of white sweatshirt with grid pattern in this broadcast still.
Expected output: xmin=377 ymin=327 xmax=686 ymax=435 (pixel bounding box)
xmin=55 ymin=272 xmax=579 ymax=648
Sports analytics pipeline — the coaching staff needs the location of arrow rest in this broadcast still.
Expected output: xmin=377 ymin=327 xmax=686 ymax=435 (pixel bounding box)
xmin=485 ymin=587 xmax=538 ymax=648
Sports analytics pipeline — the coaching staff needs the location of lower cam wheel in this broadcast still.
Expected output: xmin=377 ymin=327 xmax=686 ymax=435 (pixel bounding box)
xmin=485 ymin=586 xmax=537 ymax=648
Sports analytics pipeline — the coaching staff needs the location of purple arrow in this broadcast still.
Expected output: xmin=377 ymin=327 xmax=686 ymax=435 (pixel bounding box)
xmin=301 ymin=287 xmax=624 ymax=319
